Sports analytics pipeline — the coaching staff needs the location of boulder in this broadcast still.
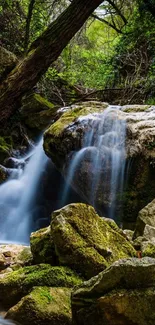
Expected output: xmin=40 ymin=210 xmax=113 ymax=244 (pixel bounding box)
xmin=44 ymin=102 xmax=155 ymax=223
xmin=0 ymin=264 xmax=82 ymax=308
xmin=0 ymin=46 xmax=18 ymax=82
xmin=6 ymin=286 xmax=72 ymax=325
xmin=51 ymin=203 xmax=136 ymax=279
xmin=133 ymin=199 xmax=155 ymax=239
xmin=72 ymin=257 xmax=155 ymax=325
xmin=20 ymin=93 xmax=58 ymax=134
xmin=30 ymin=226 xmax=57 ymax=264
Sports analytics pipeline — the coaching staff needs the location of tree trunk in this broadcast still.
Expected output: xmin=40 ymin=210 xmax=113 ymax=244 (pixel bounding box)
xmin=0 ymin=0 xmax=103 ymax=124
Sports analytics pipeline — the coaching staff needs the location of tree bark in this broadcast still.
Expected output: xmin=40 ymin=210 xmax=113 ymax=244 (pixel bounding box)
xmin=0 ymin=0 xmax=103 ymax=124
xmin=24 ymin=0 xmax=36 ymax=53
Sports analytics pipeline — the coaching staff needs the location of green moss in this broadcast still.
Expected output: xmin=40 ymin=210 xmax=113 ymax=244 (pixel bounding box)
xmin=20 ymin=93 xmax=58 ymax=133
xmin=0 ymin=136 xmax=12 ymax=163
xmin=46 ymin=103 xmax=108 ymax=137
xmin=142 ymin=243 xmax=155 ymax=258
xmin=0 ymin=264 xmax=82 ymax=307
xmin=18 ymin=247 xmax=32 ymax=265
xmin=51 ymin=204 xmax=136 ymax=279
xmin=6 ymin=286 xmax=72 ymax=325
xmin=30 ymin=227 xmax=56 ymax=264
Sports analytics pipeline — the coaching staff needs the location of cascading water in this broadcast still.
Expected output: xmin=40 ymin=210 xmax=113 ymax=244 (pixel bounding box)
xmin=61 ymin=106 xmax=127 ymax=222
xmin=0 ymin=138 xmax=48 ymax=244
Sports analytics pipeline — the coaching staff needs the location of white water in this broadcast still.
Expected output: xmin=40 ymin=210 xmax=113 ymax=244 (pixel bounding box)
xmin=0 ymin=317 xmax=17 ymax=325
xmin=0 ymin=138 xmax=48 ymax=244
xmin=61 ymin=106 xmax=126 ymax=220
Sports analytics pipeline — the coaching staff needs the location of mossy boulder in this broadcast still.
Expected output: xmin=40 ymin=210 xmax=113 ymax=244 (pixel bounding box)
xmin=72 ymin=257 xmax=155 ymax=325
xmin=133 ymin=199 xmax=155 ymax=239
xmin=0 ymin=264 xmax=82 ymax=307
xmin=30 ymin=226 xmax=57 ymax=264
xmin=51 ymin=203 xmax=136 ymax=279
xmin=0 ymin=46 xmax=18 ymax=82
xmin=6 ymin=286 xmax=72 ymax=325
xmin=44 ymin=101 xmax=108 ymax=167
xmin=20 ymin=93 xmax=58 ymax=134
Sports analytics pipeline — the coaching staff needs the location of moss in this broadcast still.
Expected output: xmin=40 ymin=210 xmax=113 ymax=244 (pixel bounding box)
xmin=122 ymin=105 xmax=151 ymax=112
xmin=0 ymin=136 xmax=12 ymax=163
xmin=20 ymin=93 xmax=58 ymax=133
xmin=51 ymin=203 xmax=136 ymax=279
xmin=0 ymin=264 xmax=82 ymax=307
xmin=6 ymin=286 xmax=72 ymax=325
xmin=30 ymin=227 xmax=56 ymax=264
xmin=45 ymin=103 xmax=108 ymax=138
xmin=18 ymin=247 xmax=33 ymax=265
xmin=142 ymin=243 xmax=155 ymax=258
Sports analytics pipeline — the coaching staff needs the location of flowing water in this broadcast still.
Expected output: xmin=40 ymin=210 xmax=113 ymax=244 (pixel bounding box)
xmin=0 ymin=317 xmax=17 ymax=325
xmin=0 ymin=138 xmax=48 ymax=244
xmin=61 ymin=106 xmax=127 ymax=221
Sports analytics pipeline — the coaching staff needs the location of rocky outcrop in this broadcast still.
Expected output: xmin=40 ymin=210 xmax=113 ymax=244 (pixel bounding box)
xmin=51 ymin=203 xmax=136 ymax=279
xmin=44 ymin=102 xmax=155 ymax=222
xmin=0 ymin=264 xmax=82 ymax=308
xmin=72 ymin=257 xmax=155 ymax=325
xmin=6 ymin=287 xmax=72 ymax=325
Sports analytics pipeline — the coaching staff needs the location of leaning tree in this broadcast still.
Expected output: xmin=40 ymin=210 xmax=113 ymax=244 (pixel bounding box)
xmin=0 ymin=0 xmax=103 ymax=124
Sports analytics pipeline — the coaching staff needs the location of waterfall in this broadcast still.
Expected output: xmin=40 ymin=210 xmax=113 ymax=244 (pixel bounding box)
xmin=61 ymin=106 xmax=126 ymax=221
xmin=0 ymin=138 xmax=48 ymax=244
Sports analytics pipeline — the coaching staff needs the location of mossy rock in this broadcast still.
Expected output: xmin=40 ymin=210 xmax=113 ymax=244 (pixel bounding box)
xmin=0 ymin=264 xmax=82 ymax=308
xmin=44 ymin=101 xmax=108 ymax=166
xmin=20 ymin=93 xmax=58 ymax=133
xmin=142 ymin=241 xmax=155 ymax=258
xmin=30 ymin=226 xmax=57 ymax=264
xmin=72 ymin=257 xmax=155 ymax=325
xmin=122 ymin=105 xmax=151 ymax=113
xmin=51 ymin=203 xmax=136 ymax=279
xmin=6 ymin=286 xmax=72 ymax=325
xmin=0 ymin=46 xmax=18 ymax=82
xmin=0 ymin=136 xmax=12 ymax=164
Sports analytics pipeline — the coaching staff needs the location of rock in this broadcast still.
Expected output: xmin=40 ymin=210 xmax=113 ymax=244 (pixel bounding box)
xmin=72 ymin=257 xmax=155 ymax=325
xmin=133 ymin=199 xmax=155 ymax=239
xmin=44 ymin=102 xmax=155 ymax=223
xmin=0 ymin=137 xmax=12 ymax=165
xmin=0 ymin=46 xmax=18 ymax=82
xmin=0 ymin=244 xmax=32 ymax=272
xmin=0 ymin=165 xmax=9 ymax=184
xmin=141 ymin=241 xmax=155 ymax=257
xmin=20 ymin=93 xmax=58 ymax=134
xmin=51 ymin=203 xmax=136 ymax=279
xmin=0 ymin=264 xmax=82 ymax=307
xmin=44 ymin=101 xmax=108 ymax=168
xmin=30 ymin=226 xmax=57 ymax=264
xmin=123 ymin=229 xmax=134 ymax=242
xmin=6 ymin=286 xmax=72 ymax=325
